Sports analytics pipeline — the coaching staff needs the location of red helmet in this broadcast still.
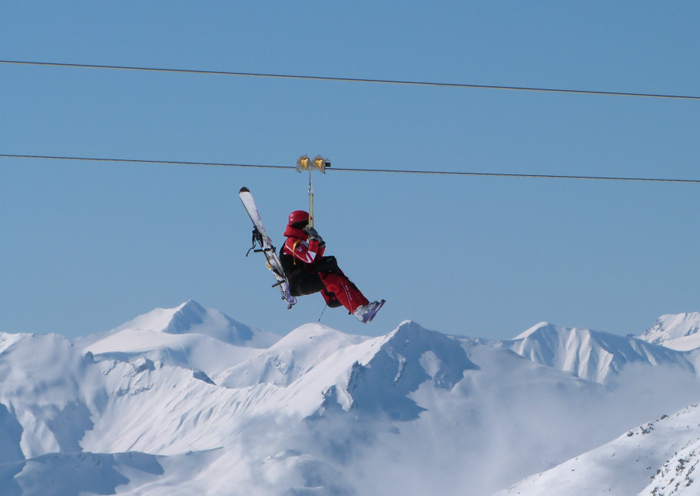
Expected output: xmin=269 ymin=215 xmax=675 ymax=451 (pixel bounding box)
xmin=288 ymin=210 xmax=309 ymax=227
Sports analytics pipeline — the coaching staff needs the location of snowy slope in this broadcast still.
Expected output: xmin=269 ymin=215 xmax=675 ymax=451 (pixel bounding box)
xmin=216 ymin=323 xmax=370 ymax=388
xmin=638 ymin=312 xmax=700 ymax=351
xmin=504 ymin=322 xmax=695 ymax=384
xmin=77 ymin=300 xmax=278 ymax=376
xmin=84 ymin=328 xmax=261 ymax=377
xmin=639 ymin=432 xmax=700 ymax=496
xmin=497 ymin=404 xmax=700 ymax=496
xmin=0 ymin=332 xmax=106 ymax=461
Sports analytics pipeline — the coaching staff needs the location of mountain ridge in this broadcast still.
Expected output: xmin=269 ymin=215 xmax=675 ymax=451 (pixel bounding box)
xmin=502 ymin=321 xmax=696 ymax=384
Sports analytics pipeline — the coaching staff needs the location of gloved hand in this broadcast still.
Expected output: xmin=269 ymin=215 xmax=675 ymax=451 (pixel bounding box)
xmin=304 ymin=226 xmax=323 ymax=243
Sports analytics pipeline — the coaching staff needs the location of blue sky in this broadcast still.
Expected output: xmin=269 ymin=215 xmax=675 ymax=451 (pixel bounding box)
xmin=1 ymin=2 xmax=698 ymax=339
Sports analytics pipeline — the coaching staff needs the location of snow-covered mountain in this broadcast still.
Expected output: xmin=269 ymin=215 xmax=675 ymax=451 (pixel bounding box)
xmin=77 ymin=300 xmax=279 ymax=348
xmin=638 ymin=312 xmax=700 ymax=351
xmin=503 ymin=322 xmax=695 ymax=384
xmin=2 ymin=304 xmax=700 ymax=495
xmin=216 ymin=320 xmax=477 ymax=423
xmin=77 ymin=300 xmax=279 ymax=376
xmin=497 ymin=404 xmax=700 ymax=496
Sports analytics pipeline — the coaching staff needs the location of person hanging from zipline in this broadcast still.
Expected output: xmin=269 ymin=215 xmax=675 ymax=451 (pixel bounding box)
xmin=279 ymin=210 xmax=385 ymax=324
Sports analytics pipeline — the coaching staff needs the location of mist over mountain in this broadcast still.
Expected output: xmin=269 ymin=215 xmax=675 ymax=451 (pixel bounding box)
xmin=1 ymin=302 xmax=699 ymax=495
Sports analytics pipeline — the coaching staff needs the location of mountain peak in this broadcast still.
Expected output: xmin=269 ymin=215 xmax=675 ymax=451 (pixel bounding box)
xmin=98 ymin=300 xmax=209 ymax=336
xmin=162 ymin=300 xmax=208 ymax=335
xmin=513 ymin=321 xmax=555 ymax=340
xmin=120 ymin=300 xmax=264 ymax=346
xmin=79 ymin=301 xmax=280 ymax=351
xmin=334 ymin=320 xmax=478 ymax=420
xmin=638 ymin=312 xmax=700 ymax=351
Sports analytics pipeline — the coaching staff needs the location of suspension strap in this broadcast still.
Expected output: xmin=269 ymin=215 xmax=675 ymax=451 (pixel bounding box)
xmin=296 ymin=154 xmax=330 ymax=229
xmin=308 ymin=169 xmax=314 ymax=228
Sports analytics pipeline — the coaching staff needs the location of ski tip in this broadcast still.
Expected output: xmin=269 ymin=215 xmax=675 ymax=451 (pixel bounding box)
xmin=239 ymin=186 xmax=250 ymax=194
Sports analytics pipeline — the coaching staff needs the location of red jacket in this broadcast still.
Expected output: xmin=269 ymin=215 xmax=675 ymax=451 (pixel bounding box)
xmin=282 ymin=225 xmax=325 ymax=264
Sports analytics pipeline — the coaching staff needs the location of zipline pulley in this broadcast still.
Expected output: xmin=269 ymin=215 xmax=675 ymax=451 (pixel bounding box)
xmin=296 ymin=155 xmax=330 ymax=228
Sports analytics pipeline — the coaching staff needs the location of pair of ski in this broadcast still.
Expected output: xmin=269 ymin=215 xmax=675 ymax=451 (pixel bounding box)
xmin=239 ymin=187 xmax=297 ymax=309
xmin=239 ymin=187 xmax=384 ymax=324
